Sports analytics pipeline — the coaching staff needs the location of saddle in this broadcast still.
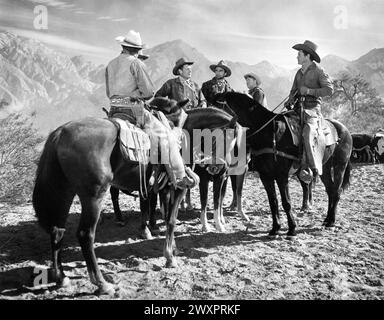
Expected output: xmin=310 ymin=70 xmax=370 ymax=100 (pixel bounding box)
xmin=112 ymin=118 xmax=151 ymax=163
xmin=284 ymin=112 xmax=339 ymax=175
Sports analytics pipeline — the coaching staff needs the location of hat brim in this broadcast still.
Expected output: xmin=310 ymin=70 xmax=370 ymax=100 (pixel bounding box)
xmin=209 ymin=64 xmax=232 ymax=77
xmin=292 ymin=44 xmax=320 ymax=63
xmin=115 ymin=36 xmax=145 ymax=49
xmin=172 ymin=62 xmax=194 ymax=75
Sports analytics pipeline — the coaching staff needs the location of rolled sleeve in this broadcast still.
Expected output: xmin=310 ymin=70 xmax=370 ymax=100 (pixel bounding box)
xmin=130 ymin=60 xmax=155 ymax=99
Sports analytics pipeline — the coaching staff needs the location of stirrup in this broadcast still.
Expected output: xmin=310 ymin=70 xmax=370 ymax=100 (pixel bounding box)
xmin=299 ymin=167 xmax=313 ymax=184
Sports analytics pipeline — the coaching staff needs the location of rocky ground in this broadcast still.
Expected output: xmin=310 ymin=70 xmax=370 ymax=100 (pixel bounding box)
xmin=0 ymin=164 xmax=383 ymax=300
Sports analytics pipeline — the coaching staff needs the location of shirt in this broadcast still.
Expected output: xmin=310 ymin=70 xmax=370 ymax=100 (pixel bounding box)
xmin=249 ymin=87 xmax=268 ymax=109
xmin=289 ymin=61 xmax=333 ymax=109
xmin=105 ymin=53 xmax=154 ymax=99
xmin=155 ymin=77 xmax=205 ymax=109
xmin=201 ymin=77 xmax=233 ymax=107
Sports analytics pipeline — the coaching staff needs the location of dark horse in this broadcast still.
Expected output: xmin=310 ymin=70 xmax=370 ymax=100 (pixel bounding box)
xmin=32 ymin=102 xmax=237 ymax=295
xmin=223 ymin=92 xmax=352 ymax=236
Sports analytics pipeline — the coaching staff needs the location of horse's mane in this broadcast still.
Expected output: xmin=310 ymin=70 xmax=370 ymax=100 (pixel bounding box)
xmin=226 ymin=92 xmax=275 ymax=116
xmin=187 ymin=106 xmax=233 ymax=120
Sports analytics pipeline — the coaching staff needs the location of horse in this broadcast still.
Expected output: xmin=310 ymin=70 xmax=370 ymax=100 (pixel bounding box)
xmin=32 ymin=99 xmax=238 ymax=295
xmin=222 ymin=92 xmax=352 ymax=236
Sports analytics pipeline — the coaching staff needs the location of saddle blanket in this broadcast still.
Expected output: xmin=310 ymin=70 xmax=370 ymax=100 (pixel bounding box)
xmin=284 ymin=115 xmax=338 ymax=147
xmin=113 ymin=118 xmax=151 ymax=163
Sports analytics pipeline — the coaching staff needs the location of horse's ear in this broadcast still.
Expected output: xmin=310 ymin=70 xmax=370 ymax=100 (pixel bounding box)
xmin=177 ymin=99 xmax=190 ymax=110
xmin=229 ymin=115 xmax=238 ymax=127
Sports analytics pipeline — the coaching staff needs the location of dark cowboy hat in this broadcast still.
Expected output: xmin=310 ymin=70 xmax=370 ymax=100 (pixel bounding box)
xmin=209 ymin=60 xmax=232 ymax=77
xmin=244 ymin=72 xmax=261 ymax=86
xmin=292 ymin=40 xmax=321 ymax=63
xmin=172 ymin=57 xmax=194 ymax=75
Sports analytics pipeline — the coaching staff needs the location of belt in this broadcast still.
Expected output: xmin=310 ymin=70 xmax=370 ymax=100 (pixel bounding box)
xmin=110 ymin=96 xmax=142 ymax=106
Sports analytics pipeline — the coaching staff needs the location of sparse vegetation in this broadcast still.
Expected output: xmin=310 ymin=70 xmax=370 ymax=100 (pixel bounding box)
xmin=322 ymin=72 xmax=384 ymax=134
xmin=0 ymin=113 xmax=44 ymax=204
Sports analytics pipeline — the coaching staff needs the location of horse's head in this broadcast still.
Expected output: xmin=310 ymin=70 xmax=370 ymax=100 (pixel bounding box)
xmin=150 ymin=97 xmax=189 ymax=126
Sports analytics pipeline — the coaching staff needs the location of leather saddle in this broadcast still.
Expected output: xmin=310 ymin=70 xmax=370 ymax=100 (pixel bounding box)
xmin=284 ymin=112 xmax=339 ymax=174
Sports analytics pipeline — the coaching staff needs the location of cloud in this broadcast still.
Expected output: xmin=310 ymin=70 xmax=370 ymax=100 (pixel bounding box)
xmin=22 ymin=0 xmax=73 ymax=8
xmin=1 ymin=26 xmax=114 ymax=57
xmin=111 ymin=18 xmax=129 ymax=22
xmin=97 ymin=16 xmax=112 ymax=20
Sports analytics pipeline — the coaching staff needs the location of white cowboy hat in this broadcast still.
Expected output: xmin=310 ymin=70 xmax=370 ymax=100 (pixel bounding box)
xmin=115 ymin=30 xmax=145 ymax=49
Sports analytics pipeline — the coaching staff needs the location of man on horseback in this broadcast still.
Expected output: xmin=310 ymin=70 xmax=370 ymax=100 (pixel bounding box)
xmin=244 ymin=72 xmax=268 ymax=109
xmin=285 ymin=40 xmax=333 ymax=180
xmin=155 ymin=57 xmax=206 ymax=110
xmin=105 ymin=30 xmax=195 ymax=189
xmin=202 ymin=60 xmax=233 ymax=108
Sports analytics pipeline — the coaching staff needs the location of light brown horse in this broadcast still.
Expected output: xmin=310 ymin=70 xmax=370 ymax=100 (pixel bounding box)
xmin=32 ymin=100 xmax=237 ymax=295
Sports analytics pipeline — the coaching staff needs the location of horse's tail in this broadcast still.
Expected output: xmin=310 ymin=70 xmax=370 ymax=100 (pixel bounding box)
xmin=32 ymin=127 xmax=69 ymax=233
xmin=341 ymin=160 xmax=352 ymax=191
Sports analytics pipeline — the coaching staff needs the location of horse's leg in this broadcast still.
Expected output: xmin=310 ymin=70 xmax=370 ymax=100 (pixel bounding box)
xmin=77 ymin=194 xmax=114 ymax=295
xmin=50 ymin=226 xmax=70 ymax=287
xmin=149 ymin=192 xmax=160 ymax=235
xmin=277 ymin=178 xmax=296 ymax=236
xmin=321 ymin=161 xmax=347 ymax=227
xmin=260 ymin=178 xmax=281 ymax=236
xmin=140 ymin=196 xmax=153 ymax=240
xmin=228 ymin=175 xmax=237 ymax=210
xmin=164 ymin=189 xmax=185 ymax=268
xmin=219 ymin=176 xmax=228 ymax=225
xmin=212 ymin=175 xmax=226 ymax=231
xmin=110 ymin=186 xmax=124 ymax=224
xmin=299 ymin=179 xmax=313 ymax=213
xmin=185 ymin=189 xmax=193 ymax=211
xmin=199 ymin=176 xmax=211 ymax=232
xmin=235 ymin=171 xmax=250 ymax=222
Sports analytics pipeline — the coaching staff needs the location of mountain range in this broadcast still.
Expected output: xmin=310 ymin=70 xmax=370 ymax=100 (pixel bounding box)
xmin=0 ymin=31 xmax=383 ymax=134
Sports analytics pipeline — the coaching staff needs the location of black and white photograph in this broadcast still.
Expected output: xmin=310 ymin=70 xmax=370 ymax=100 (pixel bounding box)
xmin=0 ymin=0 xmax=383 ymax=303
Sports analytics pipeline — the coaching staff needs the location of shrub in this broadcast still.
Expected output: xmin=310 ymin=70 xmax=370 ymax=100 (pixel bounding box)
xmin=0 ymin=113 xmax=44 ymax=204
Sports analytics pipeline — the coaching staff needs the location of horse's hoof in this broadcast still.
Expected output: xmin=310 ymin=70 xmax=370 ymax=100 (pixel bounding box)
xmin=165 ymin=259 xmax=178 ymax=268
xmin=186 ymin=206 xmax=194 ymax=212
xmin=150 ymin=228 xmax=161 ymax=236
xmin=201 ymin=224 xmax=212 ymax=233
xmin=96 ymin=282 xmax=115 ymax=296
xmin=268 ymin=229 xmax=280 ymax=237
xmin=322 ymin=220 xmax=335 ymax=228
xmin=59 ymin=277 xmax=71 ymax=288
xmin=286 ymin=230 xmax=297 ymax=239
xmin=140 ymin=227 xmax=153 ymax=240
xmin=215 ymin=224 xmax=226 ymax=233
xmin=240 ymin=212 xmax=250 ymax=222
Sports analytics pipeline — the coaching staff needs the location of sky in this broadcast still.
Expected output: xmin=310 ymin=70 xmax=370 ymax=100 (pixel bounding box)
xmin=0 ymin=0 xmax=383 ymax=68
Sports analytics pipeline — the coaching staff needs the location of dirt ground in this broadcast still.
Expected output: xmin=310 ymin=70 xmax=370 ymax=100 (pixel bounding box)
xmin=0 ymin=163 xmax=383 ymax=300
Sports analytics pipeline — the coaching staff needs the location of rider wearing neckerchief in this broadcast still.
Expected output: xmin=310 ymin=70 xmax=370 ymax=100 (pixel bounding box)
xmin=201 ymin=60 xmax=233 ymax=108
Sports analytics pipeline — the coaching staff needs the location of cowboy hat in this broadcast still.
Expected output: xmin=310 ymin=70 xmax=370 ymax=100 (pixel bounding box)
xmin=115 ymin=30 xmax=145 ymax=49
xmin=244 ymin=72 xmax=261 ymax=86
xmin=172 ymin=57 xmax=194 ymax=75
xmin=209 ymin=60 xmax=231 ymax=77
xmin=292 ymin=40 xmax=321 ymax=63
xmin=138 ymin=50 xmax=149 ymax=60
